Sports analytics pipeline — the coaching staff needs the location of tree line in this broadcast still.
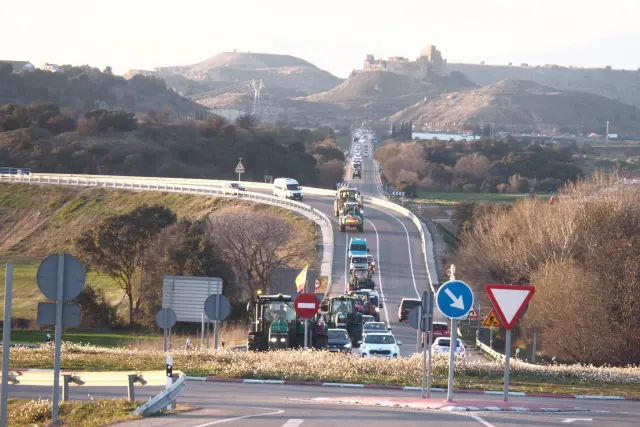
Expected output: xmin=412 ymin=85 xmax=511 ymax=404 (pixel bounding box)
xmin=0 ymin=102 xmax=345 ymax=189
xmin=451 ymin=172 xmax=640 ymax=365
xmin=72 ymin=203 xmax=314 ymax=327
xmin=375 ymin=139 xmax=583 ymax=196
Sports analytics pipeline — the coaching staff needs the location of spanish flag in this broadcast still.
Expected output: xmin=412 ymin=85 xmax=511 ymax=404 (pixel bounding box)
xmin=295 ymin=264 xmax=309 ymax=292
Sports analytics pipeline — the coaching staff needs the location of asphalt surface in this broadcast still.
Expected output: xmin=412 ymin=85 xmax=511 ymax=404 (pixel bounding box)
xmin=10 ymin=382 xmax=640 ymax=426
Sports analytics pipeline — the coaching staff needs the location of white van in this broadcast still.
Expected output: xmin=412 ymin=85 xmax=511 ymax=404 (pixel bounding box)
xmin=273 ymin=178 xmax=303 ymax=201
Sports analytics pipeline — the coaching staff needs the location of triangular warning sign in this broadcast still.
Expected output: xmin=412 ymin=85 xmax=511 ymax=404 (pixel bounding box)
xmin=485 ymin=284 xmax=535 ymax=330
xmin=235 ymin=160 xmax=245 ymax=173
xmin=468 ymin=305 xmax=478 ymax=319
xmin=482 ymin=309 xmax=501 ymax=327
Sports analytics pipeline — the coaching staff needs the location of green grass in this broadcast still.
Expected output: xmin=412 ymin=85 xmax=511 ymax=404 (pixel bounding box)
xmin=7 ymin=398 xmax=197 ymax=427
xmin=414 ymin=191 xmax=550 ymax=205
xmin=1 ymin=330 xmax=156 ymax=347
xmin=0 ymin=258 xmax=122 ymax=319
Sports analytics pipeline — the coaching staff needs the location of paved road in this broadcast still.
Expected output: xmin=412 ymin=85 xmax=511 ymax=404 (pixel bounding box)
xmin=9 ymin=382 xmax=640 ymax=426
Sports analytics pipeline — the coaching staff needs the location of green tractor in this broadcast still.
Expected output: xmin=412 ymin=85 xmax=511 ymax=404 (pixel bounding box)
xmin=334 ymin=186 xmax=363 ymax=217
xmin=320 ymin=295 xmax=363 ymax=347
xmin=246 ymin=293 xmax=328 ymax=351
xmin=339 ymin=201 xmax=364 ymax=232
xmin=348 ymin=268 xmax=375 ymax=292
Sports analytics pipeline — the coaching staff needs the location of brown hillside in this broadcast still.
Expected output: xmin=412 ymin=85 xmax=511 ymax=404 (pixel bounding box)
xmin=448 ymin=63 xmax=640 ymax=108
xmin=148 ymin=52 xmax=342 ymax=96
xmin=388 ymin=79 xmax=640 ymax=133
xmin=303 ymin=71 xmax=474 ymax=116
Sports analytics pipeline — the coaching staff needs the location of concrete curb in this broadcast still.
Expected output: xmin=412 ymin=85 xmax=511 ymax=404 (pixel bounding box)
xmin=187 ymin=376 xmax=640 ymax=401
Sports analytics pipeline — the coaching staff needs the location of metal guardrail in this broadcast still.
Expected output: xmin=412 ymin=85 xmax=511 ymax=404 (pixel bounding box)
xmin=133 ymin=374 xmax=186 ymax=416
xmin=0 ymin=173 xmax=333 ymax=286
xmin=476 ymin=339 xmax=506 ymax=361
xmin=2 ymin=369 xmax=179 ymax=387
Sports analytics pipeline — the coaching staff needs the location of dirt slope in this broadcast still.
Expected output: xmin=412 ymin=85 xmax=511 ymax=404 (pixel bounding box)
xmin=388 ymin=79 xmax=640 ymax=133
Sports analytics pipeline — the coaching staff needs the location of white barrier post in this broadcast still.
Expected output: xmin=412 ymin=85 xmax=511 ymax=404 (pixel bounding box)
xmin=165 ymin=354 xmax=175 ymax=411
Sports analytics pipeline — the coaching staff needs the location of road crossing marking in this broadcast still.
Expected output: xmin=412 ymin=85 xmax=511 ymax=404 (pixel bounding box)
xmin=282 ymin=420 xmax=304 ymax=427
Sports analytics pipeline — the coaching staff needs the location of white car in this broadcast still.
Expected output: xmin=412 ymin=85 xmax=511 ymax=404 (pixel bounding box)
xmin=432 ymin=337 xmax=466 ymax=357
xmin=349 ymin=255 xmax=368 ymax=270
xmin=359 ymin=332 xmax=402 ymax=358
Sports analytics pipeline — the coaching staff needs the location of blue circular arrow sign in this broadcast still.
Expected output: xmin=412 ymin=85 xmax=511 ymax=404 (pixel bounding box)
xmin=435 ymin=280 xmax=474 ymax=320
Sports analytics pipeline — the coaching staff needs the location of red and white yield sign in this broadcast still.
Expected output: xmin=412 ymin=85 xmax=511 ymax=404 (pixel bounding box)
xmin=485 ymin=284 xmax=535 ymax=330
xmin=294 ymin=293 xmax=319 ymax=319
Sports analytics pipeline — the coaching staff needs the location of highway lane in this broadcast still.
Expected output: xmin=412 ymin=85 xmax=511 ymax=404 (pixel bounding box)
xmin=9 ymin=382 xmax=640 ymax=426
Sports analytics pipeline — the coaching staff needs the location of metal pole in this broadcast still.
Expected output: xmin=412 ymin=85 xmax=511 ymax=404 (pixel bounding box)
xmin=214 ymin=293 xmax=220 ymax=349
xmin=206 ymin=316 xmax=210 ymax=348
xmin=490 ymin=328 xmax=493 ymax=347
xmin=52 ymin=253 xmax=65 ymax=423
xmin=0 ymin=261 xmax=14 ymax=427
xmin=163 ymin=327 xmax=167 ymax=352
xmin=201 ymin=313 xmax=204 ymax=346
xmin=304 ymin=319 xmax=309 ymax=349
xmin=420 ymin=305 xmax=426 ymax=398
xmin=477 ymin=304 xmax=481 ymax=331
xmin=169 ymin=326 xmax=172 ymax=351
xmin=427 ymin=312 xmax=433 ymax=398
xmin=532 ymin=331 xmax=537 ymax=363
xmin=504 ymin=329 xmax=512 ymax=402
xmin=446 ymin=319 xmax=457 ymax=402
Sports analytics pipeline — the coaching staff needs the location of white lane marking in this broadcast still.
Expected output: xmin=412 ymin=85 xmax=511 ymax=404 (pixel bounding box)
xmin=366 ymin=218 xmax=390 ymax=327
xmin=561 ymin=419 xmax=593 ymax=424
xmin=191 ymin=407 xmax=285 ymax=427
xmin=282 ymin=419 xmax=304 ymax=427
xmin=372 ymin=206 xmax=420 ymax=298
xmin=469 ymin=414 xmax=497 ymax=427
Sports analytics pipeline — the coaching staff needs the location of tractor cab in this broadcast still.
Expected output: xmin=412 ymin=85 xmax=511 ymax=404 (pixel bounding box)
xmin=247 ymin=294 xmax=296 ymax=350
xmin=349 ymin=268 xmax=374 ymax=291
xmin=321 ymin=296 xmax=363 ymax=346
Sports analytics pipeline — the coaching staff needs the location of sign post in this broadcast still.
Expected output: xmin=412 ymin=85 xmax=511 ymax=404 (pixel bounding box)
xmin=36 ymin=253 xmax=86 ymax=424
xmin=485 ymin=284 xmax=535 ymax=402
xmin=203 ymin=294 xmax=231 ymax=349
xmin=435 ymin=265 xmax=474 ymax=403
xmin=421 ymin=290 xmax=433 ymax=398
xmin=156 ymin=308 xmax=177 ymax=352
xmin=235 ymin=157 xmax=245 ymax=182
xmin=294 ymin=293 xmax=320 ymax=349
xmin=0 ymin=262 xmax=14 ymax=427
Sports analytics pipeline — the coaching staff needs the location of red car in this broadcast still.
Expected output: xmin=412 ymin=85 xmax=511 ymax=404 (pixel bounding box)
xmin=424 ymin=321 xmax=450 ymax=344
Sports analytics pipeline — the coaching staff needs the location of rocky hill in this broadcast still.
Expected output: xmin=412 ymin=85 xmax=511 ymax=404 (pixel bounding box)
xmin=303 ymin=71 xmax=475 ymax=116
xmin=448 ymin=63 xmax=640 ymax=108
xmin=0 ymin=65 xmax=207 ymax=116
xmin=388 ymin=79 xmax=640 ymax=134
xmin=139 ymin=52 xmax=342 ymax=97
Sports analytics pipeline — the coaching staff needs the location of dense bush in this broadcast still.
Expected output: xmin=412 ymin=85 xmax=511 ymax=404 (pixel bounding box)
xmin=375 ymin=139 xmax=582 ymax=194
xmin=454 ymin=172 xmax=640 ymax=365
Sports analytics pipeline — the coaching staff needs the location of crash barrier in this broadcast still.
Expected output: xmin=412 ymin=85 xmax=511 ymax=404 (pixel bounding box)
xmin=476 ymin=339 xmax=505 ymax=361
xmin=0 ymin=173 xmax=333 ymax=287
xmin=3 ymin=173 xmax=438 ymax=295
xmin=133 ymin=373 xmax=187 ymax=416
xmin=1 ymin=369 xmax=181 ymax=402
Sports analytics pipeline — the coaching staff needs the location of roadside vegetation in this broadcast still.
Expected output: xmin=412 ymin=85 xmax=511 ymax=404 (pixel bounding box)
xmin=452 ymin=172 xmax=640 ymax=366
xmin=0 ymin=183 xmax=315 ymax=330
xmin=7 ymin=397 xmax=196 ymax=427
xmin=9 ymin=344 xmax=640 ymax=397
xmin=0 ymin=100 xmax=345 ymax=189
xmin=375 ymin=138 xmax=584 ymax=197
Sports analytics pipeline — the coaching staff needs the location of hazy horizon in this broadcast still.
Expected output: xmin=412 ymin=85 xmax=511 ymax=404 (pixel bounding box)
xmin=4 ymin=0 xmax=640 ymax=78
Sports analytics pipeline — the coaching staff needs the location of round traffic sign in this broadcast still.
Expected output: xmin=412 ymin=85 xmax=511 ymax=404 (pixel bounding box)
xmin=37 ymin=253 xmax=86 ymax=302
xmin=435 ymin=280 xmax=474 ymax=320
xmin=204 ymin=294 xmax=231 ymax=321
xmin=155 ymin=307 xmax=177 ymax=329
xmin=294 ymin=293 xmax=319 ymax=319
xmin=314 ymin=278 xmax=321 ymax=290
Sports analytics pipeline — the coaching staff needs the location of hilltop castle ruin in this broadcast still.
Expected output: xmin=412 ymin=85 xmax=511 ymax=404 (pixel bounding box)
xmin=361 ymin=45 xmax=447 ymax=78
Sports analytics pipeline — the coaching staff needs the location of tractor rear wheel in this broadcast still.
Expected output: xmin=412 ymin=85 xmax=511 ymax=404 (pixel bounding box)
xmin=248 ymin=332 xmax=268 ymax=351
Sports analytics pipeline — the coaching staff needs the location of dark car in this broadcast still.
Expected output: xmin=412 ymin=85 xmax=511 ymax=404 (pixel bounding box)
xmin=398 ymin=298 xmax=421 ymax=322
xmin=327 ymin=328 xmax=352 ymax=353
xmin=228 ymin=182 xmax=246 ymax=191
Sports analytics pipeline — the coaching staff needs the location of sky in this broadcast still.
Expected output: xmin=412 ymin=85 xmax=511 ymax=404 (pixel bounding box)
xmin=3 ymin=0 xmax=640 ymax=77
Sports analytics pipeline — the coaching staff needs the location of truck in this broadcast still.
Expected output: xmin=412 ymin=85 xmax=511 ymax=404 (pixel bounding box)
xmin=339 ymin=201 xmax=364 ymax=232
xmin=334 ymin=186 xmax=363 ymax=217
xmin=246 ymin=293 xmax=328 ymax=351
xmin=320 ymin=295 xmax=363 ymax=346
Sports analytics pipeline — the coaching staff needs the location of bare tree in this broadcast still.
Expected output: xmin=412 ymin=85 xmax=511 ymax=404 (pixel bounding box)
xmin=453 ymin=153 xmax=490 ymax=183
xmin=207 ymin=206 xmax=312 ymax=297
